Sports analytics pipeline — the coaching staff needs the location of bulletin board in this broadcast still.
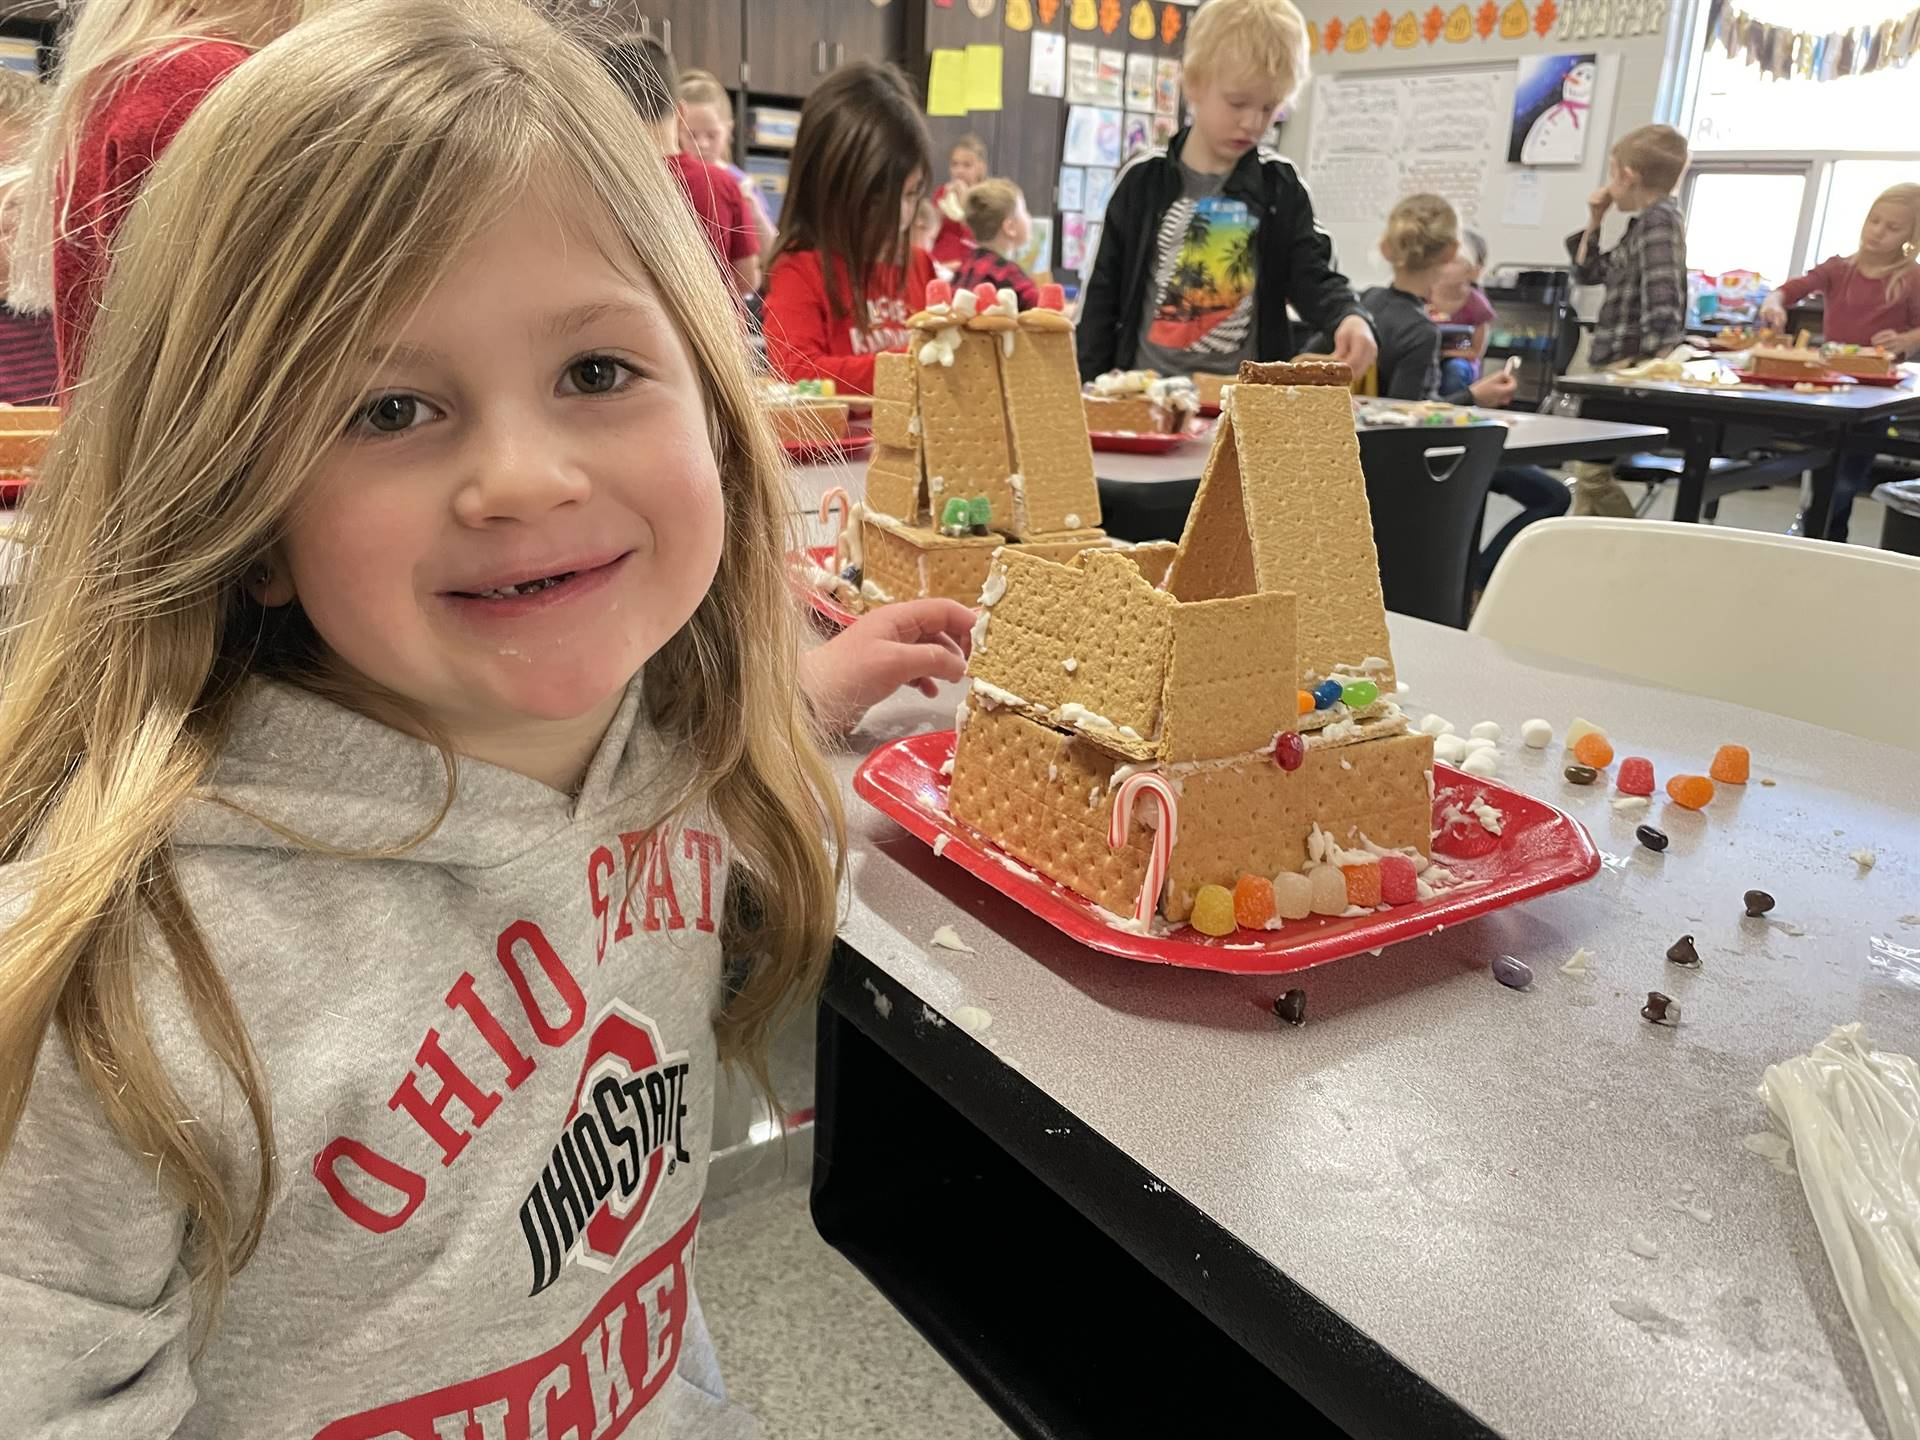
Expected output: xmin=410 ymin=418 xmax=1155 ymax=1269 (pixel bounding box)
xmin=1300 ymin=58 xmax=1620 ymax=284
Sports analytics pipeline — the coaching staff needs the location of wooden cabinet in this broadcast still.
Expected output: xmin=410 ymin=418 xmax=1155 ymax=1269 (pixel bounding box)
xmin=602 ymin=0 xmax=745 ymax=87
xmin=744 ymin=0 xmax=903 ymax=96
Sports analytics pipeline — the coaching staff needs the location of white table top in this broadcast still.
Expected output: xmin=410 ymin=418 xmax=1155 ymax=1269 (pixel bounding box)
xmin=825 ymin=616 xmax=1920 ymax=1440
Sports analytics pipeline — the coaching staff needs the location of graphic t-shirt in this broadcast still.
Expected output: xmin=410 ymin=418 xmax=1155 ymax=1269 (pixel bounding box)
xmin=1134 ymin=162 xmax=1260 ymax=377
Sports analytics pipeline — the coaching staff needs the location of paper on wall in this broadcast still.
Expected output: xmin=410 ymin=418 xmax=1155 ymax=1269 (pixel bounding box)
xmin=1094 ymin=47 xmax=1125 ymax=106
xmin=1154 ymin=56 xmax=1181 ymax=116
xmin=1066 ymin=41 xmax=1102 ymax=103
xmin=1058 ymin=164 xmax=1086 ymax=212
xmin=927 ymin=49 xmax=968 ymax=117
xmin=1125 ymin=51 xmax=1155 ymax=110
xmin=1061 ymin=211 xmax=1089 ymax=271
xmin=1501 ymin=169 xmax=1546 ymax=227
xmin=963 ymin=44 xmax=1004 ymax=111
xmin=1029 ymin=31 xmax=1066 ymax=97
xmin=1064 ymin=104 xmax=1122 ymax=167
xmin=1083 ymin=164 xmax=1117 ymax=217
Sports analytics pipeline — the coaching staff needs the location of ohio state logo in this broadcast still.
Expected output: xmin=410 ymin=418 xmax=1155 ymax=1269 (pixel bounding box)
xmin=517 ymin=1002 xmax=691 ymax=1296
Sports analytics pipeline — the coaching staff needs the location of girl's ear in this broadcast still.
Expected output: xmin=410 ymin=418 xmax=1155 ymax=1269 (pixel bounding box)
xmin=248 ymin=553 xmax=297 ymax=608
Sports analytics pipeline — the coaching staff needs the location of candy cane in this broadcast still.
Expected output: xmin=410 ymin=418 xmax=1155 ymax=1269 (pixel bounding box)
xmin=818 ymin=486 xmax=852 ymax=566
xmin=1107 ymin=772 xmax=1179 ymax=928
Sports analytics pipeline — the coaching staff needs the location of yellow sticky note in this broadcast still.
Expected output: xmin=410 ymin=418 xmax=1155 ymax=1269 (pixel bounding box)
xmin=963 ymin=43 xmax=1004 ymax=111
xmin=927 ymin=48 xmax=969 ymax=116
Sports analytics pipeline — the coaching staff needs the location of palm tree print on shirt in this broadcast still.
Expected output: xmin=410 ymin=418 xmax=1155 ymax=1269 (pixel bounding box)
xmin=1146 ymin=193 xmax=1257 ymax=357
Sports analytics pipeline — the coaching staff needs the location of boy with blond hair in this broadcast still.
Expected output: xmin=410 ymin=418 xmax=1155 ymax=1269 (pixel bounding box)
xmin=953 ymin=177 xmax=1040 ymax=310
xmin=1076 ymin=0 xmax=1374 ymax=383
xmin=1564 ymin=124 xmax=1690 ymax=515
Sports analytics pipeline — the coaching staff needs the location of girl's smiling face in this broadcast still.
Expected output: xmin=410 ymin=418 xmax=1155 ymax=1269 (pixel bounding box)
xmin=271 ymin=192 xmax=725 ymax=777
xmin=1861 ymin=200 xmax=1915 ymax=260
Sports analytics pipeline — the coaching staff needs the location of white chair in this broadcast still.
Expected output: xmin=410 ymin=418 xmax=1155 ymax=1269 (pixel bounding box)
xmin=1470 ymin=517 xmax=1920 ymax=751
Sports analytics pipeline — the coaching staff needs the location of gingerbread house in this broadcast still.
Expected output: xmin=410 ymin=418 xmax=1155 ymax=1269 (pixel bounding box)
xmin=947 ymin=360 xmax=1435 ymax=930
xmin=821 ymin=281 xmax=1175 ymax=613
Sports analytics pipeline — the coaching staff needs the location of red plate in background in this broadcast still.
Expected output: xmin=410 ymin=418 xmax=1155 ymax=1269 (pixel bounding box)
xmin=855 ymin=730 xmax=1601 ymax=974
xmin=788 ymin=545 xmax=860 ymax=630
xmin=783 ymin=434 xmax=873 ymax=464
xmin=1089 ymin=429 xmax=1203 ymax=454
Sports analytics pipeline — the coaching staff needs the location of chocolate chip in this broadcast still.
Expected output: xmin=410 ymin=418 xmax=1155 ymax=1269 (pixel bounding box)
xmin=1666 ymin=934 xmax=1700 ymax=966
xmin=1564 ymin=763 xmax=1599 ymax=785
xmin=1743 ymin=889 xmax=1776 ymax=918
xmin=1642 ymin=991 xmax=1680 ymax=1024
xmin=1491 ymin=954 xmax=1533 ymax=989
xmin=1273 ymin=989 xmax=1307 ymax=1026
xmin=1635 ymin=824 xmax=1669 ymax=852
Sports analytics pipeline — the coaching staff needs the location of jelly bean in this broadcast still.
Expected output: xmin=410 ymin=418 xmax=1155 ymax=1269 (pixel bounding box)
xmin=1616 ymin=757 xmax=1654 ymax=796
xmin=1308 ymin=865 xmax=1348 ymax=915
xmin=1666 ymin=774 xmax=1715 ymax=810
xmin=1272 ymin=872 xmax=1314 ymax=920
xmin=1564 ymin=763 xmax=1598 ymax=785
xmin=1190 ymin=884 xmax=1237 ymax=936
xmin=1313 ymin=679 xmax=1343 ymax=709
xmin=1635 ymin=824 xmax=1669 ymax=852
xmin=1572 ymin=732 xmax=1614 ymax=768
xmin=1379 ymin=854 xmax=1418 ymax=905
xmin=1709 ymin=744 xmax=1750 ymax=785
xmin=1491 ymin=954 xmax=1533 ymax=989
xmin=1343 ymin=860 xmax=1382 ymax=908
xmin=1233 ymin=874 xmax=1277 ymax=929
xmin=1339 ymin=678 xmax=1380 ymax=708
xmin=1274 ymin=731 xmax=1304 ymax=771
xmin=1296 ymin=689 xmax=1314 ymax=715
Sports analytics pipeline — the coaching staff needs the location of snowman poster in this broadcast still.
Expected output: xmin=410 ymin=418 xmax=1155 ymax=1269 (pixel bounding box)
xmin=1508 ymin=54 xmax=1600 ymax=166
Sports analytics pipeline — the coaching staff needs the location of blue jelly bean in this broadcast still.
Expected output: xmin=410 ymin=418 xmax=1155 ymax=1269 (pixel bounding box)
xmin=1313 ymin=679 xmax=1343 ymax=709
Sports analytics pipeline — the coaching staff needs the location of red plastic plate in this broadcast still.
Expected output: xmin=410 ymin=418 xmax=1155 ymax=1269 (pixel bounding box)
xmin=1730 ymin=368 xmax=1857 ymax=390
xmin=855 ymin=730 xmax=1602 ymax=973
xmin=1822 ymin=368 xmax=1906 ymax=388
xmin=1089 ymin=429 xmax=1202 ymax=454
xmin=1198 ymin=402 xmax=1223 ymax=418
xmin=0 ymin=475 xmax=30 ymax=507
xmin=783 ymin=433 xmax=873 ymax=464
xmin=788 ymin=545 xmax=860 ymax=630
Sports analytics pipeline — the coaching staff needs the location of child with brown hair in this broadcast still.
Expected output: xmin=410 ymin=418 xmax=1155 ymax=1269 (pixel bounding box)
xmin=952 ymin=176 xmax=1039 ymax=310
xmin=0 ymin=0 xmax=969 ymax=1426
xmin=761 ymin=59 xmax=935 ymax=395
xmin=931 ymin=130 xmax=988 ymax=268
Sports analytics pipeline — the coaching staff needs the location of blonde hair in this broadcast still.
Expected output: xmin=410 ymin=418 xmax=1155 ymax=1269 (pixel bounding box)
xmin=677 ymin=65 xmax=729 ymax=110
xmin=0 ymin=0 xmax=840 ymax=1335
xmin=1859 ymin=182 xmax=1920 ymax=303
xmin=963 ymin=177 xmax=1022 ymax=242
xmin=1611 ymin=123 xmax=1689 ymax=196
xmin=1183 ymin=0 xmax=1310 ymax=107
xmin=1381 ymin=192 xmax=1458 ymax=274
xmin=951 ymin=131 xmax=987 ymax=164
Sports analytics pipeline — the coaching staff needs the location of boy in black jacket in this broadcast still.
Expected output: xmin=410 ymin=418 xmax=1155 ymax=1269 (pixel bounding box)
xmin=1075 ymin=0 xmax=1375 ymax=384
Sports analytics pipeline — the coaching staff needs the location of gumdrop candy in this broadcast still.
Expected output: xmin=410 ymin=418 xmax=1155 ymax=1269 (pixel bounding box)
xmin=1313 ymin=679 xmax=1343 ymax=709
xmin=1616 ymin=756 xmax=1654 ymax=795
xmin=1709 ymin=744 xmax=1749 ymax=785
xmin=1339 ymin=678 xmax=1380 ymax=708
xmin=1233 ymin=874 xmax=1277 ymax=929
xmin=972 ymin=281 xmax=999 ymax=308
xmin=1296 ymin=689 xmax=1314 ymax=715
xmin=1038 ymin=282 xmax=1066 ymax=310
xmin=1273 ymin=731 xmax=1304 ymax=771
xmin=1572 ymin=731 xmax=1614 ymax=768
xmin=1190 ymin=884 xmax=1237 ymax=936
xmin=925 ymin=279 xmax=952 ymax=307
xmin=967 ymin=494 xmax=993 ymax=527
xmin=1666 ymin=774 xmax=1715 ymax=810
xmin=1308 ymin=865 xmax=1349 ymax=916
xmin=1379 ymin=854 xmax=1418 ymax=905
xmin=1273 ymin=872 xmax=1314 ymax=920
xmin=939 ymin=496 xmax=970 ymax=531
xmin=1342 ymin=860 xmax=1382 ymax=908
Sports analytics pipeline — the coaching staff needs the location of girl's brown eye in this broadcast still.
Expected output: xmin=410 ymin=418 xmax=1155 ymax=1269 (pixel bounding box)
xmin=365 ymin=395 xmax=418 ymax=432
xmin=569 ymin=357 xmax=620 ymax=393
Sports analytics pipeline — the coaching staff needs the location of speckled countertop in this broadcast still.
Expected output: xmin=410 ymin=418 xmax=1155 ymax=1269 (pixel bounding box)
xmin=827 ymin=614 xmax=1920 ymax=1440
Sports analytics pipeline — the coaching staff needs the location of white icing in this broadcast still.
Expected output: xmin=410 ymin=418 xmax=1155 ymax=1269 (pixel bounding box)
xmin=1063 ymin=657 xmax=1079 ymax=673
xmin=1001 ymin=331 xmax=1017 ymax=359
xmin=1611 ymin=795 xmax=1650 ymax=812
xmin=841 ymin=502 xmax=866 ymax=568
xmin=1852 ymin=848 xmax=1878 ymax=870
xmin=969 ymin=607 xmax=991 ymax=654
xmin=1064 ymin=513 xmax=1082 ymax=529
xmin=1466 ymin=795 xmax=1505 ymax=833
xmin=929 ymin=925 xmax=974 ymax=953
xmin=1054 ymin=702 xmax=1144 ymax=745
xmin=860 ymin=577 xmax=894 ymax=603
xmin=978 ymin=565 xmax=1008 ymax=607
xmin=1521 ymin=718 xmax=1553 ymax=748
xmin=932 ymin=834 xmax=950 ymax=856
xmin=952 ymin=1003 xmax=993 ymax=1033
xmin=971 ymin=677 xmax=1028 ymax=710
xmin=1627 ymin=1234 xmax=1660 ymax=1259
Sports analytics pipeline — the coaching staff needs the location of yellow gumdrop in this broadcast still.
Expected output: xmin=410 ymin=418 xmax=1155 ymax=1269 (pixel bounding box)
xmin=1190 ymin=884 xmax=1238 ymax=936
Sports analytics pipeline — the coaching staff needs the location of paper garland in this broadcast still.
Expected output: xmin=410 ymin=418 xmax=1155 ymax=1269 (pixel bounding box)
xmin=1707 ymin=0 xmax=1918 ymax=80
xmin=1311 ymin=0 xmax=1672 ymax=50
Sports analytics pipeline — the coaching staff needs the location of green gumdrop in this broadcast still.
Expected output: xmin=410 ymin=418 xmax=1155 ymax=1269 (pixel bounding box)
xmin=1340 ymin=678 xmax=1380 ymax=708
xmin=940 ymin=497 xmax=970 ymax=528
xmin=967 ymin=494 xmax=992 ymax=527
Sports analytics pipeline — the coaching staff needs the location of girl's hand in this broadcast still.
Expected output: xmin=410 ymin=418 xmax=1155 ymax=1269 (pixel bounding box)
xmin=1330 ymin=315 xmax=1378 ymax=381
xmin=1468 ymin=369 xmax=1518 ymax=408
xmin=1760 ymin=300 xmax=1789 ymax=333
xmin=798 ymin=598 xmax=975 ymax=734
xmin=1870 ymin=327 xmax=1916 ymax=358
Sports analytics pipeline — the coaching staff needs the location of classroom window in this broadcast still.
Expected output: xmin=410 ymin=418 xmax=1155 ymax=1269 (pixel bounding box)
xmin=1812 ymin=159 xmax=1916 ymax=263
xmin=1683 ymin=170 xmax=1806 ymax=286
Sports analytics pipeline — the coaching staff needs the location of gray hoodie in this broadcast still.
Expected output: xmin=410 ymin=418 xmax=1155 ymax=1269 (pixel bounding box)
xmin=0 ymin=676 xmax=759 ymax=1439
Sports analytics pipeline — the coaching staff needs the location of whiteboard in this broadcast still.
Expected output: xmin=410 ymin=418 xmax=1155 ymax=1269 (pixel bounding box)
xmin=1299 ymin=60 xmax=1620 ymax=287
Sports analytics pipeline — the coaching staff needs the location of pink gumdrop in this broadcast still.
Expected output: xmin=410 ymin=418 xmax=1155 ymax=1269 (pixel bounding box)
xmin=1380 ymin=854 xmax=1418 ymax=906
xmin=973 ymin=282 xmax=999 ymax=308
xmin=1038 ymin=283 xmax=1066 ymax=310
xmin=1617 ymin=756 xmax=1654 ymax=796
xmin=925 ymin=279 xmax=952 ymax=307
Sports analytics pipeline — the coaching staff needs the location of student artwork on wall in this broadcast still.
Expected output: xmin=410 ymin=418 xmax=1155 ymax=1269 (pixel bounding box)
xmin=1150 ymin=112 xmax=1179 ymax=143
xmin=1066 ymin=41 xmax=1102 ymax=102
xmin=1154 ymin=56 xmax=1181 ymax=116
xmin=1016 ymin=215 xmax=1056 ymax=275
xmin=1125 ymin=51 xmax=1156 ymax=109
xmin=1094 ymin=47 xmax=1126 ymax=104
xmin=1061 ymin=211 xmax=1090 ymax=270
xmin=1122 ymin=110 xmax=1153 ymax=155
xmin=1064 ymin=103 xmax=1123 ymax=165
xmin=1029 ymin=31 xmax=1067 ymax=94
xmin=1083 ymin=164 xmax=1117 ymax=216
xmin=1058 ymin=164 xmax=1086 ymax=211
xmin=1507 ymin=52 xmax=1599 ymax=164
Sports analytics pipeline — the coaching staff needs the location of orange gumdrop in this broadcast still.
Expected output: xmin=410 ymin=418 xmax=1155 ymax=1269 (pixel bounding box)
xmin=1233 ymin=874 xmax=1277 ymax=929
xmin=1297 ymin=689 xmax=1315 ymax=715
xmin=1572 ymin=732 xmax=1614 ymax=768
xmin=1666 ymin=774 xmax=1716 ymax=810
xmin=1343 ymin=860 xmax=1382 ymax=908
xmin=1709 ymin=743 xmax=1750 ymax=785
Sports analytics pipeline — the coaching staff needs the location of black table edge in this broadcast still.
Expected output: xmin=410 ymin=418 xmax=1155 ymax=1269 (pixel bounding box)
xmin=811 ymin=941 xmax=1499 ymax=1440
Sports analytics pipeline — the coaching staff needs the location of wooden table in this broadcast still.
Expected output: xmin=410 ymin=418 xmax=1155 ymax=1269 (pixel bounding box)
xmin=811 ymin=618 xmax=1920 ymax=1439
xmin=1551 ymin=371 xmax=1920 ymax=541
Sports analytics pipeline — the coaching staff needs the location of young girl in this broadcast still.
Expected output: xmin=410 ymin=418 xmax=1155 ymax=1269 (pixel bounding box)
xmin=0 ymin=0 xmax=968 ymax=1428
xmin=761 ymin=60 xmax=934 ymax=396
xmin=677 ymin=66 xmax=776 ymax=256
xmin=930 ymin=132 xmax=987 ymax=269
xmin=13 ymin=0 xmax=327 ymax=387
xmin=1760 ymin=183 xmax=1920 ymax=542
xmin=1429 ymin=227 xmax=1494 ymax=397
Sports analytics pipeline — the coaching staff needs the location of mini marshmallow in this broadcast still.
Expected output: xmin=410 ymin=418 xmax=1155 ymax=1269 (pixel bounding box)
xmin=1470 ymin=721 xmax=1502 ymax=742
xmin=1463 ymin=737 xmax=1497 ymax=755
xmin=1520 ymin=718 xmax=1553 ymax=749
xmin=1433 ymin=734 xmax=1469 ymax=764
xmin=1461 ymin=749 xmax=1499 ymax=778
xmin=1418 ymin=713 xmax=1456 ymax=737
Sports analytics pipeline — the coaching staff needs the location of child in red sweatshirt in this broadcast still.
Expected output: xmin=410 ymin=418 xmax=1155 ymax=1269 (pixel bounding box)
xmin=760 ymin=61 xmax=934 ymax=396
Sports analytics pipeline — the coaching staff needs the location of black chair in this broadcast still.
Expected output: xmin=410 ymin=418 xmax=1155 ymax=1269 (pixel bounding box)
xmin=1357 ymin=423 xmax=1507 ymax=628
